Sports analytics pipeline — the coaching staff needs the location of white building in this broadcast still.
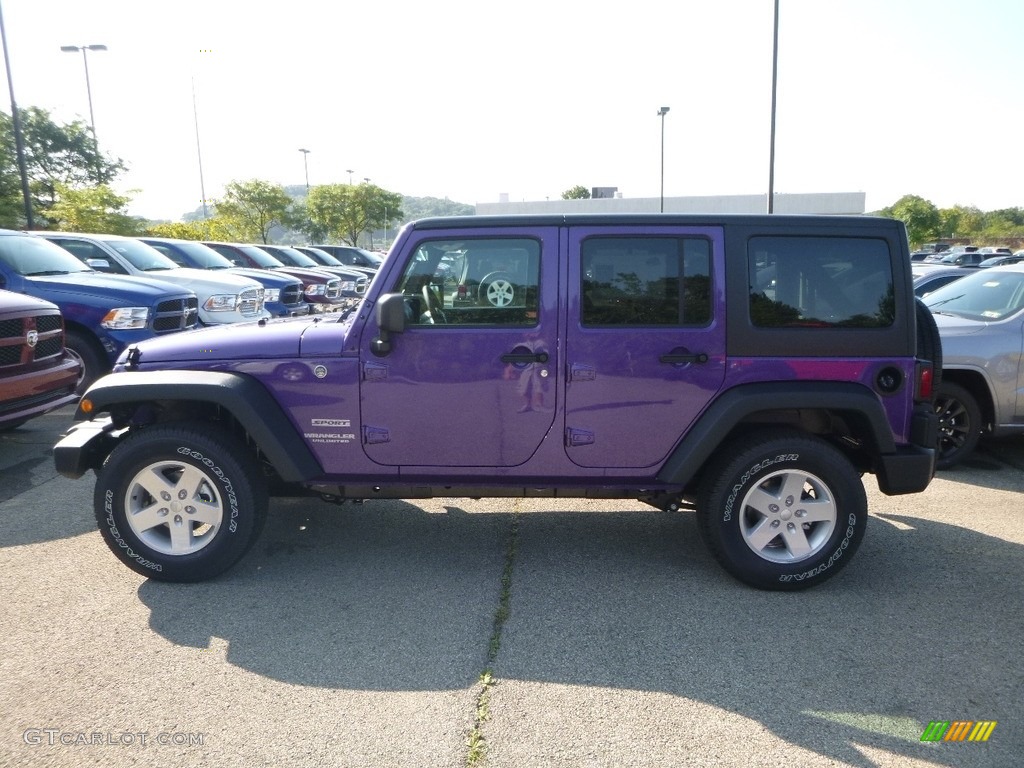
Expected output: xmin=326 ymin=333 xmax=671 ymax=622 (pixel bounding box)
xmin=476 ymin=192 xmax=866 ymax=216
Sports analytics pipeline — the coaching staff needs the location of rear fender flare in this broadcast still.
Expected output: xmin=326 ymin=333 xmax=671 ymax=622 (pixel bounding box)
xmin=657 ymin=382 xmax=895 ymax=486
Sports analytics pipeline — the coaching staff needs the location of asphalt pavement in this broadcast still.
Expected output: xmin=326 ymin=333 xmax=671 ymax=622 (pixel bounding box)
xmin=1 ymin=406 xmax=1021 ymax=767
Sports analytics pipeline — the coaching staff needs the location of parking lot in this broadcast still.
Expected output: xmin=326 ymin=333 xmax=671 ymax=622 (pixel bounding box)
xmin=1 ymin=406 xmax=1021 ymax=768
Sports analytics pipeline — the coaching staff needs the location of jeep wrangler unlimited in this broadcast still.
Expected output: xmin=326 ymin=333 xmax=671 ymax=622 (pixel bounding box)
xmin=54 ymin=214 xmax=940 ymax=590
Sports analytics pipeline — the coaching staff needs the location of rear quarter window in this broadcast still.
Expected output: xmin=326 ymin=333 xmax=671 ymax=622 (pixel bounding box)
xmin=749 ymin=236 xmax=894 ymax=328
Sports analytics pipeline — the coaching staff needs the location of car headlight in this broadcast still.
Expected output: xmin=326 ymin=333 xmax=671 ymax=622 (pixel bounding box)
xmin=339 ymin=280 xmax=356 ymax=293
xmin=204 ymin=294 xmax=240 ymax=312
xmin=264 ymin=288 xmax=280 ymax=303
xmin=101 ymin=307 xmax=150 ymax=329
xmin=304 ymin=283 xmax=325 ymax=297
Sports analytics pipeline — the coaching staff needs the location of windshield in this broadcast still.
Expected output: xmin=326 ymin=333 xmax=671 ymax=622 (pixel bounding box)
xmin=304 ymin=248 xmax=342 ymax=266
xmin=237 ymin=249 xmax=286 ymax=270
xmin=271 ymin=247 xmax=319 ymax=268
xmin=155 ymin=240 xmax=233 ymax=269
xmin=103 ymin=238 xmax=180 ymax=271
xmin=0 ymin=234 xmax=93 ymax=276
xmin=358 ymin=249 xmax=384 ymax=266
xmin=925 ymin=269 xmax=1024 ymax=320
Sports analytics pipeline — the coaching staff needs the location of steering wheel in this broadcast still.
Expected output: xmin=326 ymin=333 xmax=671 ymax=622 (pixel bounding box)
xmin=421 ymin=284 xmax=447 ymax=324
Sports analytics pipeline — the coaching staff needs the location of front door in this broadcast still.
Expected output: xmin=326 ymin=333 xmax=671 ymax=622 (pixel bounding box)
xmin=359 ymin=227 xmax=559 ymax=467
xmin=564 ymin=226 xmax=727 ymax=468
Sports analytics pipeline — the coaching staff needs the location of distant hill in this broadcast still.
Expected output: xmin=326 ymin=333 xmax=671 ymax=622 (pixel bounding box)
xmin=400 ymin=196 xmax=474 ymax=220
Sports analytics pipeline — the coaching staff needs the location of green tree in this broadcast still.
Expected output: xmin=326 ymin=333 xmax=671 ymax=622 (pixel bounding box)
xmin=145 ymin=218 xmax=235 ymax=241
xmin=938 ymin=205 xmax=983 ymax=240
xmin=879 ymin=195 xmax=940 ymax=247
xmin=562 ymin=185 xmax=591 ymax=200
xmin=980 ymin=209 xmax=1024 ymax=242
xmin=213 ymin=179 xmax=295 ymax=243
xmin=46 ymin=183 xmax=143 ymax=234
xmin=0 ymin=107 xmax=126 ymax=227
xmin=307 ymin=182 xmax=403 ymax=246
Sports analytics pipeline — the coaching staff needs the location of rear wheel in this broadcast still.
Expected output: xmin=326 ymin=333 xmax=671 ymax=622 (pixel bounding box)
xmin=94 ymin=422 xmax=267 ymax=582
xmin=697 ymin=430 xmax=866 ymax=590
xmin=934 ymin=382 xmax=981 ymax=469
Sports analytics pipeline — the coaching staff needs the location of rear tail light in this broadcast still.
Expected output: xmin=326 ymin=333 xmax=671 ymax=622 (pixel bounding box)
xmin=915 ymin=361 xmax=934 ymax=401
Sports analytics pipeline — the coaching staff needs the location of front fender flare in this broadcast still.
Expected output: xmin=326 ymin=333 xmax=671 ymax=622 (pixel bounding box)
xmin=71 ymin=370 xmax=323 ymax=482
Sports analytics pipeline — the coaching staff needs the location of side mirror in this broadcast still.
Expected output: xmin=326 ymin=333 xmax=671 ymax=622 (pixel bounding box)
xmin=86 ymin=258 xmax=111 ymax=271
xmin=371 ymin=293 xmax=407 ymax=356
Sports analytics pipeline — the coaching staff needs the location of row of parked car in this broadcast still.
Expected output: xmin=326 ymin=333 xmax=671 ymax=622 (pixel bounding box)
xmin=0 ymin=230 xmax=380 ymax=431
xmin=912 ymin=254 xmax=1024 ymax=469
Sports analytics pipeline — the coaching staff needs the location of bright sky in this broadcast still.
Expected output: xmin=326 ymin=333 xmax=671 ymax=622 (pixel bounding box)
xmin=2 ymin=0 xmax=1021 ymax=221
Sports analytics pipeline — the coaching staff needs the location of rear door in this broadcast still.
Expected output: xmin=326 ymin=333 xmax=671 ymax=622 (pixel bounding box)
xmin=564 ymin=225 xmax=727 ymax=468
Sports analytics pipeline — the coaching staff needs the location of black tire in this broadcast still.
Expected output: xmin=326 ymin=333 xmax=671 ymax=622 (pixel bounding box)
xmin=94 ymin=422 xmax=268 ymax=582
xmin=934 ymin=382 xmax=981 ymax=469
xmin=65 ymin=329 xmax=108 ymax=395
xmin=697 ymin=430 xmax=867 ymax=591
xmin=915 ymin=298 xmax=942 ymax=396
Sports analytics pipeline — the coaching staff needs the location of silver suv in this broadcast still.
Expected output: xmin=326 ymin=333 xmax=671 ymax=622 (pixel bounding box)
xmin=925 ymin=263 xmax=1024 ymax=467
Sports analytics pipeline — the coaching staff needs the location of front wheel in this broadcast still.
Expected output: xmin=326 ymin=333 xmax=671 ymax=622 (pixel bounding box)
xmin=697 ymin=431 xmax=867 ymax=590
xmin=65 ymin=329 xmax=108 ymax=395
xmin=94 ymin=422 xmax=267 ymax=582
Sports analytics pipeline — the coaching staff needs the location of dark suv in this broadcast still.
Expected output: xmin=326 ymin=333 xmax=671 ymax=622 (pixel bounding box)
xmin=0 ymin=290 xmax=80 ymax=430
xmin=55 ymin=214 xmax=939 ymax=590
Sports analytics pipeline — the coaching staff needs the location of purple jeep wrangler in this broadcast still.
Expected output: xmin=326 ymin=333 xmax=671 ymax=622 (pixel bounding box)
xmin=54 ymin=215 xmax=940 ymax=589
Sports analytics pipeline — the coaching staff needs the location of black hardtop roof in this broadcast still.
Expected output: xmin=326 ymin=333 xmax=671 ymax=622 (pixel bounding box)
xmin=408 ymin=213 xmax=901 ymax=232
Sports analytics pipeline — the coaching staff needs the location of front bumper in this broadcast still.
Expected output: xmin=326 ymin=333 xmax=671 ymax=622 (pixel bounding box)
xmin=53 ymin=417 xmax=122 ymax=479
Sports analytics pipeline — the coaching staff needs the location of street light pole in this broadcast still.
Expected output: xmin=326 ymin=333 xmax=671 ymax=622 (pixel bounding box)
xmin=298 ymin=148 xmax=311 ymax=192
xmin=0 ymin=0 xmax=33 ymax=228
xmin=767 ymin=0 xmax=780 ymax=214
xmin=346 ymin=169 xmax=354 ymax=185
xmin=60 ymin=43 xmax=107 ymax=180
xmin=657 ymin=106 xmax=670 ymax=213
xmin=192 ymin=76 xmax=208 ymax=219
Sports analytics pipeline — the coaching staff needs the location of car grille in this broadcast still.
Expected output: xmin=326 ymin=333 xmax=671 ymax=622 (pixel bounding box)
xmin=281 ymin=284 xmax=304 ymax=307
xmin=0 ymin=313 xmax=65 ymax=367
xmin=153 ymin=297 xmax=200 ymax=333
xmin=324 ymin=279 xmax=341 ymax=299
xmin=355 ymin=276 xmax=368 ymax=295
xmin=238 ymin=287 xmax=265 ymax=317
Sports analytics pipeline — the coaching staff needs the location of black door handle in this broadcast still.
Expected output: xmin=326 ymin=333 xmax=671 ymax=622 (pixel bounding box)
xmin=501 ymin=351 xmax=549 ymax=364
xmin=659 ymin=352 xmax=708 ymax=365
